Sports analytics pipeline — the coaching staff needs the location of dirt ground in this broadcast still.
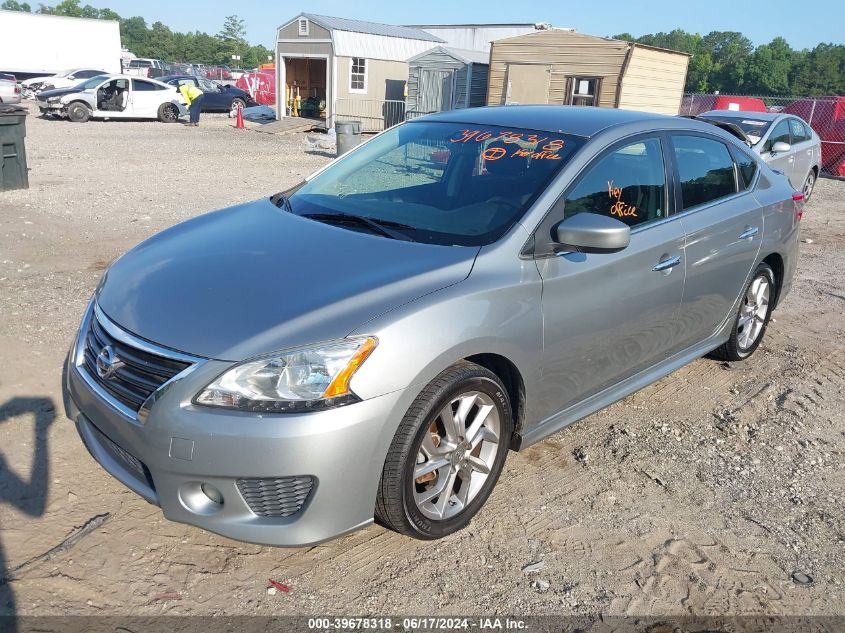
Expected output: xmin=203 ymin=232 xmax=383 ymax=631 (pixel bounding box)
xmin=0 ymin=104 xmax=843 ymax=618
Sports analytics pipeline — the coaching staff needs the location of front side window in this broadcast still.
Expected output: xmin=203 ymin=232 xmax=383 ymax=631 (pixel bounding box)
xmin=287 ymin=122 xmax=584 ymax=246
xmin=765 ymin=120 xmax=791 ymax=152
xmin=567 ymin=77 xmax=602 ymax=107
xmin=789 ymin=118 xmax=810 ymax=142
xmin=563 ymin=138 xmax=666 ymax=228
xmin=199 ymin=79 xmax=218 ymax=92
xmin=672 ymin=135 xmax=737 ymax=210
xmin=350 ymin=58 xmax=366 ymax=92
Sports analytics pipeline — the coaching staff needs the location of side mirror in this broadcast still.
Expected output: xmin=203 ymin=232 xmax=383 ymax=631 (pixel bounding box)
xmin=553 ymin=213 xmax=631 ymax=254
xmin=771 ymin=141 xmax=791 ymax=154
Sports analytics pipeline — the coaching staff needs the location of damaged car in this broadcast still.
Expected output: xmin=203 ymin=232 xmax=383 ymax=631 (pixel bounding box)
xmin=37 ymin=74 xmax=187 ymax=123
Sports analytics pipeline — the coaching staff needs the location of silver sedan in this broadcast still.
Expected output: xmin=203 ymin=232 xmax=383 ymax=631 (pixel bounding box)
xmin=64 ymin=106 xmax=803 ymax=545
xmin=697 ymin=110 xmax=822 ymax=199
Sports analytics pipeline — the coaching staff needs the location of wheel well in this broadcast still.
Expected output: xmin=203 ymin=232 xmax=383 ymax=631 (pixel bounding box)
xmin=762 ymin=253 xmax=784 ymax=308
xmin=465 ymin=353 xmax=525 ymax=450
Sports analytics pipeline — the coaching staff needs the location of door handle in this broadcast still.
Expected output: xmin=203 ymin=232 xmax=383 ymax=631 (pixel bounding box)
xmin=738 ymin=227 xmax=759 ymax=240
xmin=652 ymin=255 xmax=681 ymax=272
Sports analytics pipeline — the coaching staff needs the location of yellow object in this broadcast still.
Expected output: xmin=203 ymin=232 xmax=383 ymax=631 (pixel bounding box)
xmin=322 ymin=337 xmax=377 ymax=398
xmin=179 ymin=84 xmax=204 ymax=106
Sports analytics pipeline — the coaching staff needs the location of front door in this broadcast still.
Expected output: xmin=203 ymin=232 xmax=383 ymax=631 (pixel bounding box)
xmin=764 ymin=119 xmax=798 ymax=186
xmin=504 ymin=64 xmax=550 ymax=105
xmin=669 ymin=134 xmax=763 ymax=346
xmin=536 ymin=136 xmax=686 ymax=419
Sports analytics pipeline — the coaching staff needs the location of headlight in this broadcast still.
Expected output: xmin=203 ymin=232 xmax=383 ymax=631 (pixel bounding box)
xmin=47 ymin=96 xmax=61 ymax=103
xmin=194 ymin=337 xmax=377 ymax=412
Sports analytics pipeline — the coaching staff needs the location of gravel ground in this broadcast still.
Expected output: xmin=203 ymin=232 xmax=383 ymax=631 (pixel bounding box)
xmin=0 ymin=104 xmax=843 ymax=618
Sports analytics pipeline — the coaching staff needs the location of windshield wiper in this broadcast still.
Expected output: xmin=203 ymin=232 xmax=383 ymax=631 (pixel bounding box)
xmin=302 ymin=212 xmax=414 ymax=241
xmin=270 ymin=192 xmax=293 ymax=212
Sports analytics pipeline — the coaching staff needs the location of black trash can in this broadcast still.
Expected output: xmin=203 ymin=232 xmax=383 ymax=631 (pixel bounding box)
xmin=0 ymin=104 xmax=29 ymax=191
xmin=336 ymin=120 xmax=362 ymax=157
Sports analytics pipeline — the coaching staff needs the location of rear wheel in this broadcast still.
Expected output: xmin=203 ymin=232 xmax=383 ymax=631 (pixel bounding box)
xmin=66 ymin=102 xmax=91 ymax=123
xmin=375 ymin=361 xmax=512 ymax=539
xmin=803 ymin=170 xmax=817 ymax=201
xmin=158 ymin=102 xmax=179 ymax=123
xmin=710 ymin=263 xmax=775 ymax=361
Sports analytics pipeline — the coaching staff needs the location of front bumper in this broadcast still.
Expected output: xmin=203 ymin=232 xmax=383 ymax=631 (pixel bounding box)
xmin=63 ymin=304 xmax=410 ymax=547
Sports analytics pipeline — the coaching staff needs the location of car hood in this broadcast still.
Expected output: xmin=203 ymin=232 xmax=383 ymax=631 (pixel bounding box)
xmin=97 ymin=198 xmax=479 ymax=361
xmin=38 ymin=86 xmax=83 ymax=99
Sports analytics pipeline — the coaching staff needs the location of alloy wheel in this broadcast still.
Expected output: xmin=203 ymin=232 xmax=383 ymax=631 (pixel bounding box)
xmin=737 ymin=275 xmax=770 ymax=350
xmin=803 ymin=172 xmax=816 ymax=200
xmin=413 ymin=391 xmax=501 ymax=521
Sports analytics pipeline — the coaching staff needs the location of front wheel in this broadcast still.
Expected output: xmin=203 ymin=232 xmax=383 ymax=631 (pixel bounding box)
xmin=67 ymin=102 xmax=91 ymax=123
xmin=375 ymin=361 xmax=512 ymax=539
xmin=229 ymin=98 xmax=245 ymax=118
xmin=710 ymin=263 xmax=775 ymax=361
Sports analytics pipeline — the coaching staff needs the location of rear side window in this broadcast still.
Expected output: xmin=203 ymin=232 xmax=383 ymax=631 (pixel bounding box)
xmin=564 ymin=138 xmax=666 ymax=228
xmin=672 ymin=135 xmax=737 ymax=210
xmin=133 ymin=79 xmax=164 ymax=91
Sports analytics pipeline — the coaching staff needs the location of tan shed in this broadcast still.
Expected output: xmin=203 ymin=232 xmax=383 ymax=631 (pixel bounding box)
xmin=487 ymin=29 xmax=690 ymax=116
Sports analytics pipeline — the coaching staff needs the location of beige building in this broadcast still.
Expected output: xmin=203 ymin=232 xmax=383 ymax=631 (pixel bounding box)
xmin=487 ymin=29 xmax=690 ymax=116
xmin=275 ymin=13 xmax=444 ymax=130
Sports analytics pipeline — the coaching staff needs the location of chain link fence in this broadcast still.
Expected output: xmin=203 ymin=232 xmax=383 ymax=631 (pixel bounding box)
xmin=682 ymin=93 xmax=845 ymax=179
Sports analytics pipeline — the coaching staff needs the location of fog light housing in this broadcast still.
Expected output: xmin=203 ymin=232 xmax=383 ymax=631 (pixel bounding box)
xmin=179 ymin=481 xmax=224 ymax=515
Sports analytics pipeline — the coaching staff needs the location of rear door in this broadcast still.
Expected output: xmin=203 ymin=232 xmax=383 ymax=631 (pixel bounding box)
xmin=504 ymin=64 xmax=550 ymax=105
xmin=130 ymin=79 xmax=165 ymax=117
xmin=535 ymin=135 xmax=686 ymax=418
xmin=670 ymin=133 xmax=763 ymax=347
xmin=788 ymin=117 xmax=813 ymax=183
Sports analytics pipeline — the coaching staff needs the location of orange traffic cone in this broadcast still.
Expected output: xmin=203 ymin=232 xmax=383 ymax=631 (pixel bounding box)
xmin=236 ymin=103 xmax=244 ymax=129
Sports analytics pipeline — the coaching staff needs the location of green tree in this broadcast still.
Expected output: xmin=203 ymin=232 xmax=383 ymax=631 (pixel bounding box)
xmin=700 ymin=31 xmax=754 ymax=92
xmin=790 ymin=43 xmax=845 ymax=96
xmin=745 ymin=37 xmax=795 ymax=94
xmin=39 ymin=0 xmax=83 ymax=16
xmin=1 ymin=0 xmax=32 ymax=11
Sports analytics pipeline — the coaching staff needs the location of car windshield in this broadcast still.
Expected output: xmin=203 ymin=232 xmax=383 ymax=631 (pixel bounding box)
xmin=75 ymin=76 xmax=108 ymax=90
xmin=701 ymin=115 xmax=773 ymax=145
xmin=287 ymin=121 xmax=584 ymax=246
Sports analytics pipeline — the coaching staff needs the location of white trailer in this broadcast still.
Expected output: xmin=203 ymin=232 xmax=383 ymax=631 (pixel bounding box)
xmin=0 ymin=10 xmax=122 ymax=76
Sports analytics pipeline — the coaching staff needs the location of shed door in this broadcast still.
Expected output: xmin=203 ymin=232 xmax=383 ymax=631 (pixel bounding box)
xmin=505 ymin=64 xmax=551 ymax=105
xmin=419 ymin=69 xmax=456 ymax=113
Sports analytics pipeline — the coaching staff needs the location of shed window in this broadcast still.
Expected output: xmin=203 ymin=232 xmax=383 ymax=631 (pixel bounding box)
xmin=566 ymin=77 xmax=602 ymax=107
xmin=298 ymin=18 xmax=309 ymax=36
xmin=350 ymin=57 xmax=367 ymax=93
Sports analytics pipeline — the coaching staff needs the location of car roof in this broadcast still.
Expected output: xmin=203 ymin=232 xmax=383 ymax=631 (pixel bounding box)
xmin=414 ymin=106 xmax=670 ymax=138
xmin=698 ymin=110 xmax=783 ymax=122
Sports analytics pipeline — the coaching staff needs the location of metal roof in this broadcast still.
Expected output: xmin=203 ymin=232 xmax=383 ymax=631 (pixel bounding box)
xmin=413 ymin=105 xmax=671 ymax=137
xmin=408 ymin=46 xmax=489 ymax=65
xmin=301 ymin=13 xmax=443 ymax=42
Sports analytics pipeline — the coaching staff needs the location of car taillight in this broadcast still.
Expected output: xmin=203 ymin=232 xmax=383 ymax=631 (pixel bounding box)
xmin=792 ymin=191 xmax=805 ymax=221
xmin=14 ymin=84 xmax=21 ymax=94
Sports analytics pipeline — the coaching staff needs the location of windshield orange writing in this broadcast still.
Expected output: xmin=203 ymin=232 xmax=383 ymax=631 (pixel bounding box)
xmin=452 ymin=129 xmax=566 ymax=161
xmin=607 ymin=180 xmax=637 ymax=218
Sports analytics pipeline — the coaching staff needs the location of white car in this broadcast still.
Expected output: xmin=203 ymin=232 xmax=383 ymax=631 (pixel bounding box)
xmin=37 ymin=74 xmax=187 ymax=123
xmin=20 ymin=68 xmax=106 ymax=97
xmin=0 ymin=73 xmax=21 ymax=104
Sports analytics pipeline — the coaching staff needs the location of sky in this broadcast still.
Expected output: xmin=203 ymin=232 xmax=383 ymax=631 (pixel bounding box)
xmin=75 ymin=0 xmax=844 ymax=51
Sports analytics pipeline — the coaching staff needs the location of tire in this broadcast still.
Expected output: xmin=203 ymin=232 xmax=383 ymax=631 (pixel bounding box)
xmin=229 ymin=98 xmax=245 ymax=118
xmin=158 ymin=102 xmax=179 ymax=123
xmin=375 ymin=361 xmax=512 ymax=539
xmin=710 ymin=263 xmax=776 ymax=362
xmin=67 ymin=102 xmax=91 ymax=123
xmin=802 ymin=170 xmax=817 ymax=202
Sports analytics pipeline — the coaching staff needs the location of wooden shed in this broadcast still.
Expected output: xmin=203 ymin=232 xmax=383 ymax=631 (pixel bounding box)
xmin=406 ymin=47 xmax=489 ymax=117
xmin=487 ymin=29 xmax=690 ymax=116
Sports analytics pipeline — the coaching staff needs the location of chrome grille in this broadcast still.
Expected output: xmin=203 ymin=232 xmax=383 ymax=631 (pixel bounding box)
xmin=237 ymin=476 xmax=315 ymax=518
xmin=81 ymin=311 xmax=191 ymax=412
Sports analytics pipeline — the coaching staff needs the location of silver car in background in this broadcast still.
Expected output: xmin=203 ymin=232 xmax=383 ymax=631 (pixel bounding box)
xmin=64 ymin=106 xmax=803 ymax=546
xmin=697 ymin=110 xmax=822 ymax=199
